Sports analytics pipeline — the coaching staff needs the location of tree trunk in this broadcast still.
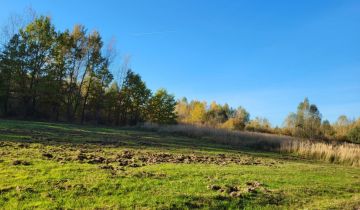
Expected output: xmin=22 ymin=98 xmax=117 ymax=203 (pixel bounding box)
xmin=80 ymin=77 xmax=92 ymax=124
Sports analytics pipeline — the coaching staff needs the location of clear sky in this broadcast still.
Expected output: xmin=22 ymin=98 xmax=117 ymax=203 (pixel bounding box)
xmin=1 ymin=0 xmax=359 ymax=126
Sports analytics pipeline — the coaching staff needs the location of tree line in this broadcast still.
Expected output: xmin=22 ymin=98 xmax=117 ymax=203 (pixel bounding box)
xmin=175 ymin=98 xmax=360 ymax=143
xmin=0 ymin=13 xmax=359 ymax=143
xmin=0 ymin=15 xmax=177 ymax=125
xmin=283 ymin=98 xmax=360 ymax=143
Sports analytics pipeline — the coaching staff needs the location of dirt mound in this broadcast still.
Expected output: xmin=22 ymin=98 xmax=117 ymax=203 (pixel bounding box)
xmin=119 ymin=150 xmax=135 ymax=159
xmin=98 ymin=165 xmax=114 ymax=170
xmin=208 ymin=185 xmax=221 ymax=191
xmin=87 ymin=156 xmax=106 ymax=164
xmin=48 ymin=148 xmax=280 ymax=168
xmin=208 ymin=181 xmax=270 ymax=198
xmin=42 ymin=153 xmax=53 ymax=159
xmin=12 ymin=160 xmax=31 ymax=166
xmin=133 ymin=152 xmax=277 ymax=166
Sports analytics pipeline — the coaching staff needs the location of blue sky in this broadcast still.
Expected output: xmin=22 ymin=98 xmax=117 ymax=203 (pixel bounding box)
xmin=1 ymin=0 xmax=359 ymax=126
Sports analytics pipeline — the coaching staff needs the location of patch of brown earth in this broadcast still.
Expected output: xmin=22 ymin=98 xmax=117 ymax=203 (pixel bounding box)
xmin=52 ymin=149 xmax=280 ymax=168
xmin=12 ymin=160 xmax=31 ymax=166
xmin=42 ymin=153 xmax=53 ymax=159
xmin=208 ymin=181 xmax=272 ymax=198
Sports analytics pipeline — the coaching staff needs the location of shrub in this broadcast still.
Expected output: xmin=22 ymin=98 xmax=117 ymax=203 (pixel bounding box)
xmin=347 ymin=126 xmax=360 ymax=143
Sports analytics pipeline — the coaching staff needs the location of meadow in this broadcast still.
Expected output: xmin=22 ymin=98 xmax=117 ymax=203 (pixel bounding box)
xmin=0 ymin=120 xmax=359 ymax=209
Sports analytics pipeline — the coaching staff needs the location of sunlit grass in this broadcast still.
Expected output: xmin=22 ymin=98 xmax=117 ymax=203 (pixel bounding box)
xmin=0 ymin=119 xmax=359 ymax=209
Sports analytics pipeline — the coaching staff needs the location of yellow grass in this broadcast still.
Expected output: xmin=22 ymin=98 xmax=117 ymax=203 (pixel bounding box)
xmin=281 ymin=140 xmax=360 ymax=167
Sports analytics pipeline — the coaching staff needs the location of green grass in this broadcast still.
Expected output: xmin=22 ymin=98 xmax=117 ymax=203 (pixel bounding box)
xmin=0 ymin=120 xmax=359 ymax=209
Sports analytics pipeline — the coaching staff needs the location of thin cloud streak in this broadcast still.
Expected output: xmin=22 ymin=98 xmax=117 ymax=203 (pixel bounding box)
xmin=129 ymin=30 xmax=176 ymax=37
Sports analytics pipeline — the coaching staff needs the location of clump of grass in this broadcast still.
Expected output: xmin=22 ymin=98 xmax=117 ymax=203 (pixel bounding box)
xmin=280 ymin=140 xmax=360 ymax=166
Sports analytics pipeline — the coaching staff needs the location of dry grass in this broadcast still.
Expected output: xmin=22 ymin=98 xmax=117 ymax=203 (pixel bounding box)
xmin=141 ymin=123 xmax=360 ymax=166
xmin=140 ymin=123 xmax=292 ymax=149
xmin=281 ymin=140 xmax=360 ymax=167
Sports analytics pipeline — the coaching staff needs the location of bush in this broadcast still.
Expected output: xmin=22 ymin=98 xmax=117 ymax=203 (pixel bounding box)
xmin=347 ymin=126 xmax=360 ymax=143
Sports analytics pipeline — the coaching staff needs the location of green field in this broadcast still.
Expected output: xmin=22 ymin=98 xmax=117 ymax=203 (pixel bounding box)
xmin=0 ymin=120 xmax=359 ymax=209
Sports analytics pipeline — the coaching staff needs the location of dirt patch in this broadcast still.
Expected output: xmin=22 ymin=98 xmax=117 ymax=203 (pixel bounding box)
xmin=42 ymin=153 xmax=53 ymax=159
xmin=0 ymin=186 xmax=14 ymax=194
xmin=118 ymin=150 xmax=135 ymax=159
xmin=129 ymin=163 xmax=141 ymax=168
xmin=87 ymin=156 xmax=106 ymax=164
xmin=12 ymin=160 xmax=31 ymax=166
xmin=52 ymin=149 xmax=280 ymax=168
xmin=133 ymin=152 xmax=278 ymax=166
xmin=208 ymin=185 xmax=221 ymax=191
xmin=208 ymin=181 xmax=272 ymax=198
xmin=75 ymin=151 xmax=88 ymax=161
xmin=98 ymin=165 xmax=114 ymax=170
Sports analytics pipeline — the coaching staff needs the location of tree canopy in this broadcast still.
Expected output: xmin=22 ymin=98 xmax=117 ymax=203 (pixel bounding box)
xmin=0 ymin=16 xmax=176 ymax=126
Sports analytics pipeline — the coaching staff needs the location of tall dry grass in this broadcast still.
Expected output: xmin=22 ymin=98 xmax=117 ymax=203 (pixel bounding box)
xmin=281 ymin=140 xmax=360 ymax=166
xmin=141 ymin=123 xmax=289 ymax=150
xmin=141 ymin=123 xmax=360 ymax=166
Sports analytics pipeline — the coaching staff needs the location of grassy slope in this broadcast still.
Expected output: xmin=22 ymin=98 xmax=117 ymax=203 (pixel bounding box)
xmin=0 ymin=120 xmax=359 ymax=209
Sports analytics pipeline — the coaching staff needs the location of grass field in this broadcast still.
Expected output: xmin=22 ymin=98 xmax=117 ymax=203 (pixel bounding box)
xmin=0 ymin=120 xmax=359 ymax=209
